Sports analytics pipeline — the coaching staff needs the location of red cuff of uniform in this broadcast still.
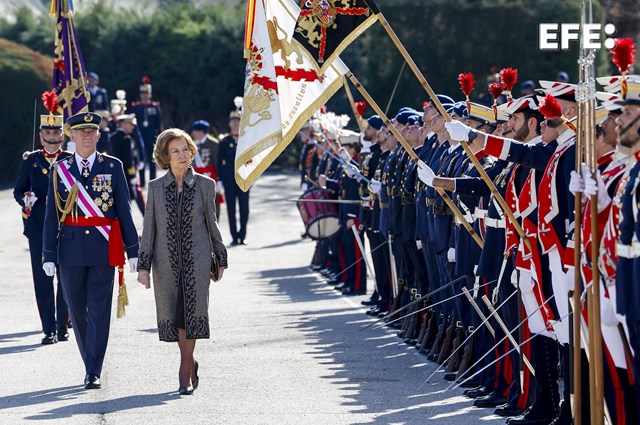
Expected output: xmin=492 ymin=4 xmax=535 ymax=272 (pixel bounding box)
xmin=484 ymin=135 xmax=511 ymax=160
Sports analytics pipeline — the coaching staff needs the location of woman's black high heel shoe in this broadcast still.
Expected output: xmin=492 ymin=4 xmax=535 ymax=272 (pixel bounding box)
xmin=192 ymin=361 xmax=199 ymax=390
xmin=178 ymin=385 xmax=194 ymax=395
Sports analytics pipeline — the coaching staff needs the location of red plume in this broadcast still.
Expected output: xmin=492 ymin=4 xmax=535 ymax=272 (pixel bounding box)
xmin=142 ymin=76 xmax=151 ymax=84
xmin=41 ymin=90 xmax=59 ymax=115
xmin=488 ymin=82 xmax=505 ymax=103
xmin=355 ymin=101 xmax=367 ymax=116
xmin=538 ymin=94 xmax=563 ymax=119
xmin=499 ymin=68 xmax=518 ymax=92
xmin=458 ymin=72 xmax=476 ymax=98
xmin=611 ymin=38 xmax=635 ymax=75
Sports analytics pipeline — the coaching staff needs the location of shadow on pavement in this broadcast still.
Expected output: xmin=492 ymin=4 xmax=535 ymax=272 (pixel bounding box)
xmin=22 ymin=391 xmax=177 ymax=420
xmin=0 ymin=343 xmax=43 ymax=356
xmin=259 ymin=267 xmax=501 ymax=425
xmin=0 ymin=330 xmax=42 ymax=343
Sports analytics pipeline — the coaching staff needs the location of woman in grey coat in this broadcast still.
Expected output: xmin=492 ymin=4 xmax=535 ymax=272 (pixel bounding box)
xmin=137 ymin=128 xmax=228 ymax=395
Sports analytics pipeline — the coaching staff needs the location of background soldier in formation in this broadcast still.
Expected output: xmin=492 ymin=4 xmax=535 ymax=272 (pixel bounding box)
xmin=13 ymin=91 xmax=71 ymax=345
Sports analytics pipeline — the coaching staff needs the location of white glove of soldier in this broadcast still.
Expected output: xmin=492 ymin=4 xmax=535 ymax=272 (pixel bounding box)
xmin=417 ymin=160 xmax=435 ymax=186
xmin=128 ymin=257 xmax=138 ymax=273
xmin=416 ymin=240 xmax=422 ymax=250
xmin=23 ymin=192 xmax=38 ymax=208
xmin=447 ymin=247 xmax=456 ymax=263
xmin=368 ymin=179 xmax=382 ymax=194
xmin=582 ymin=164 xmax=610 ymax=212
xmin=601 ymin=297 xmax=619 ymax=327
xmin=344 ymin=163 xmax=359 ymax=178
xmin=338 ymin=148 xmax=351 ymax=163
xmin=301 ymin=183 xmax=309 ymax=192
xmin=568 ymin=170 xmax=585 ymax=195
xmin=216 ymin=180 xmax=224 ymax=195
xmin=43 ymin=262 xmax=56 ymax=277
xmin=137 ymin=161 xmax=145 ymax=170
xmin=445 ymin=121 xmax=472 ymax=142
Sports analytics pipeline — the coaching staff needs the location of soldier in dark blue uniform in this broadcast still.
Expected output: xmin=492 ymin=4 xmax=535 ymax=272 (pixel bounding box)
xmin=218 ymin=109 xmax=250 ymax=245
xmin=42 ymin=112 xmax=139 ymax=389
xmin=110 ymin=114 xmax=146 ymax=214
xmin=613 ymin=81 xmax=640 ymax=418
xmin=322 ymin=130 xmax=366 ymax=295
xmin=87 ymin=72 xmax=109 ymax=112
xmin=13 ymin=95 xmax=71 ymax=345
xmin=130 ymin=77 xmax=163 ymax=186
xmin=360 ymin=116 xmax=391 ymax=313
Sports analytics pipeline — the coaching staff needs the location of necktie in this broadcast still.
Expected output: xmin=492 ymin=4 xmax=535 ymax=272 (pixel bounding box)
xmin=81 ymin=159 xmax=90 ymax=179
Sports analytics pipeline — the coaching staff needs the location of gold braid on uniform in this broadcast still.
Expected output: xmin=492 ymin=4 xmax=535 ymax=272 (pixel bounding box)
xmin=53 ymin=166 xmax=79 ymax=223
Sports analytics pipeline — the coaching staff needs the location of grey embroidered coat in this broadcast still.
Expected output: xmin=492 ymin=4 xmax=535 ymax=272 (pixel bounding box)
xmin=137 ymin=167 xmax=228 ymax=342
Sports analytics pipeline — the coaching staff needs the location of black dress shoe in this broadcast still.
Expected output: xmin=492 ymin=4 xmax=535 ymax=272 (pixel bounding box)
xmin=361 ymin=299 xmax=378 ymax=306
xmin=229 ymin=240 xmax=239 ymax=247
xmin=473 ymin=392 xmax=508 ymax=408
xmin=506 ymin=409 xmax=556 ymax=425
xmin=178 ymin=386 xmax=194 ymax=395
xmin=494 ymin=403 xmax=526 ymax=417
xmin=239 ymin=240 xmax=247 ymax=245
xmin=41 ymin=332 xmax=58 ymax=345
xmin=443 ymin=372 xmax=457 ymax=381
xmin=57 ymin=330 xmax=69 ymax=342
xmin=342 ymin=289 xmax=365 ymax=296
xmin=458 ymin=376 xmax=482 ymax=388
xmin=365 ymin=308 xmax=380 ymax=316
xmin=84 ymin=374 xmax=101 ymax=389
xmin=463 ymin=386 xmax=490 ymax=399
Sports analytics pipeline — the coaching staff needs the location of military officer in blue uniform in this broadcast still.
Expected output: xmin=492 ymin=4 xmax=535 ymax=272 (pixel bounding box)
xmin=13 ymin=96 xmax=71 ymax=345
xmin=87 ymin=72 xmax=109 ymax=112
xmin=613 ymin=80 xmax=640 ymax=417
xmin=218 ymin=109 xmax=250 ymax=245
xmin=110 ymin=113 xmax=146 ymax=214
xmin=42 ymin=112 xmax=139 ymax=389
xmin=130 ymin=77 xmax=163 ymax=186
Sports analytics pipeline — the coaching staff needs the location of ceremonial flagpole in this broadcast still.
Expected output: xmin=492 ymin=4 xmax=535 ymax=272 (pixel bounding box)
xmin=363 ymin=0 xmax=529 ymax=251
xmin=345 ymin=71 xmax=484 ymax=249
xmin=343 ymin=77 xmax=365 ymax=132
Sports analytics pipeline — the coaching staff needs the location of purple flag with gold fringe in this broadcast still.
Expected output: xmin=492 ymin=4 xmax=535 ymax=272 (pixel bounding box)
xmin=51 ymin=0 xmax=90 ymax=121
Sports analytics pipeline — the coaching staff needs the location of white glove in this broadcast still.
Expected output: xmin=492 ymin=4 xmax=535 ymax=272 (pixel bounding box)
xmin=601 ymin=297 xmax=619 ymax=326
xmin=129 ymin=178 xmax=137 ymax=188
xmin=568 ymin=170 xmax=584 ymax=195
xmin=338 ymin=148 xmax=351 ymax=163
xmin=216 ymin=180 xmax=224 ymax=195
xmin=344 ymin=163 xmax=359 ymax=177
xmin=447 ymin=247 xmax=456 ymax=263
xmin=582 ymin=164 xmax=610 ymax=212
xmin=137 ymin=161 xmax=145 ymax=170
xmin=445 ymin=121 xmax=472 ymax=142
xmin=43 ymin=262 xmax=56 ymax=277
xmin=417 ymin=160 xmax=435 ymax=186
xmin=128 ymin=257 xmax=138 ymax=273
xmin=23 ymin=192 xmax=38 ymax=208
xmin=416 ymin=240 xmax=422 ymax=250
xmin=368 ymin=179 xmax=382 ymax=194
xmin=301 ymin=183 xmax=309 ymax=192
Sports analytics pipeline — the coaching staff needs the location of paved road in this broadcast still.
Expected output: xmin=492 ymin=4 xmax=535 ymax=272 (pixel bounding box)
xmin=0 ymin=170 xmax=504 ymax=424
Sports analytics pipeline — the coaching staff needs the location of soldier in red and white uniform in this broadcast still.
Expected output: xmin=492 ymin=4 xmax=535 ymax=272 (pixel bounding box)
xmin=446 ymin=84 xmax=579 ymax=424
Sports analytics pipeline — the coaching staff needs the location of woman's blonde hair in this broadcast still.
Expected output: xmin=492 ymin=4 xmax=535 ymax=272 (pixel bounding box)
xmin=153 ymin=128 xmax=197 ymax=170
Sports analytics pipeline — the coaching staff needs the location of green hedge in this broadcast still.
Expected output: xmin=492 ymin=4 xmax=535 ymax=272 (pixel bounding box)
xmin=0 ymin=38 xmax=53 ymax=184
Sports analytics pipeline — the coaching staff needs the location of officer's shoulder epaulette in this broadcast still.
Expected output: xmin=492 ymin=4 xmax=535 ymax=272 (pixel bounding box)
xmin=206 ymin=134 xmax=219 ymax=143
xmin=22 ymin=150 xmax=37 ymax=160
